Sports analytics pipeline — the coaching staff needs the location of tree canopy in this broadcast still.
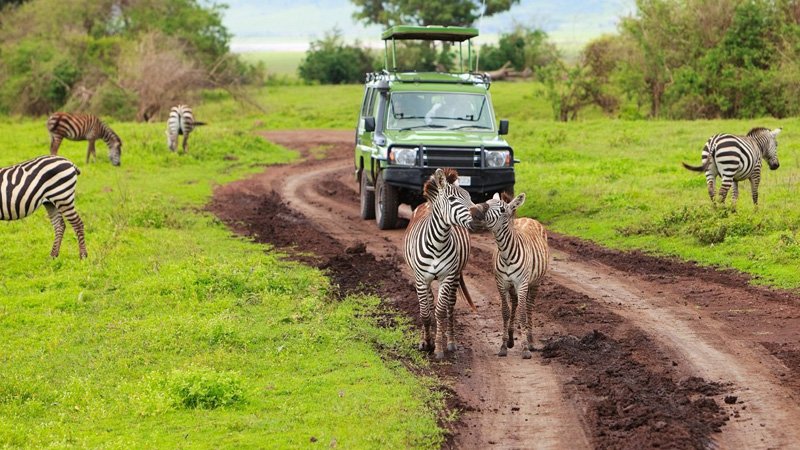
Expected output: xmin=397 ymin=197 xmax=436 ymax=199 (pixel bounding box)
xmin=350 ymin=0 xmax=518 ymax=27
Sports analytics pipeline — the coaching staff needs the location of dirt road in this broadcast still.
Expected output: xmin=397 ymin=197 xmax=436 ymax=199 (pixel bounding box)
xmin=210 ymin=130 xmax=800 ymax=449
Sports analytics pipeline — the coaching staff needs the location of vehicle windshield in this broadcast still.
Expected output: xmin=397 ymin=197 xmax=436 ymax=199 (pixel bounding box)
xmin=386 ymin=92 xmax=494 ymax=131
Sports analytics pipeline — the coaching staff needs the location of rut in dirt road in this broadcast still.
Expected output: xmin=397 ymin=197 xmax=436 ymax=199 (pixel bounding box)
xmin=209 ymin=130 xmax=800 ymax=449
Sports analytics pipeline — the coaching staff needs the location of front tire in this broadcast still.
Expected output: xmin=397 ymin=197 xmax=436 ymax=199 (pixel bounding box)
xmin=375 ymin=171 xmax=399 ymax=230
xmin=359 ymin=170 xmax=375 ymax=220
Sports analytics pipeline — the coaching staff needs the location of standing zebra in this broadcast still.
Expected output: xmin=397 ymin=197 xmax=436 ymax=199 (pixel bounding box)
xmin=0 ymin=155 xmax=87 ymax=259
xmin=47 ymin=112 xmax=122 ymax=166
xmin=166 ymin=105 xmax=203 ymax=153
xmin=403 ymin=168 xmax=476 ymax=360
xmin=471 ymin=192 xmax=549 ymax=359
xmin=683 ymin=127 xmax=781 ymax=209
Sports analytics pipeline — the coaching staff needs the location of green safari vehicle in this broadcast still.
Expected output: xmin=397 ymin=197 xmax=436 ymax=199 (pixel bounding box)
xmin=355 ymin=25 xmax=517 ymax=229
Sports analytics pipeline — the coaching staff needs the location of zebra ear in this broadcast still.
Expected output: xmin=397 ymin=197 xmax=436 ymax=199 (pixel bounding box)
xmin=492 ymin=192 xmax=500 ymax=201
xmin=508 ymin=193 xmax=526 ymax=212
xmin=433 ymin=168 xmax=447 ymax=188
xmin=771 ymin=128 xmax=782 ymax=136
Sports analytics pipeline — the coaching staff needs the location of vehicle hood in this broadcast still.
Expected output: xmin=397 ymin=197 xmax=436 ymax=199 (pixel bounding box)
xmin=383 ymin=129 xmax=511 ymax=148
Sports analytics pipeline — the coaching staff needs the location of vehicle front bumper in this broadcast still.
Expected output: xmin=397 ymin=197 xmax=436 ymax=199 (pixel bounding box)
xmin=382 ymin=167 xmax=514 ymax=194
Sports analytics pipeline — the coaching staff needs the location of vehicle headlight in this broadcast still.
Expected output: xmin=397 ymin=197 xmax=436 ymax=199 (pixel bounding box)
xmin=390 ymin=147 xmax=418 ymax=166
xmin=486 ymin=150 xmax=510 ymax=167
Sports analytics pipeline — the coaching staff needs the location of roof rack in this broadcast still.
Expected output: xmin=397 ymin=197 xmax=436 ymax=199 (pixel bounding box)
xmin=382 ymin=25 xmax=479 ymax=73
xmin=365 ymin=71 xmax=492 ymax=88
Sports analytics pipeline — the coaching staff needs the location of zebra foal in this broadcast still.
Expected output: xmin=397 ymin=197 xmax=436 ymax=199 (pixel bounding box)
xmin=166 ymin=105 xmax=203 ymax=153
xmin=403 ymin=168 xmax=476 ymax=360
xmin=683 ymin=127 xmax=781 ymax=209
xmin=47 ymin=112 xmax=122 ymax=166
xmin=0 ymin=155 xmax=87 ymax=259
xmin=471 ymin=192 xmax=549 ymax=359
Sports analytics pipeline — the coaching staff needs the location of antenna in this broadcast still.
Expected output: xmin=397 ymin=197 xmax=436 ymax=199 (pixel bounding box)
xmin=475 ymin=0 xmax=487 ymax=72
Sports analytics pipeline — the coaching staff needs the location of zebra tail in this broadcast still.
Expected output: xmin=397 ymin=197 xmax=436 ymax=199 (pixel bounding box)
xmin=193 ymin=121 xmax=207 ymax=126
xmin=682 ymin=161 xmax=706 ymax=172
xmin=458 ymin=277 xmax=478 ymax=313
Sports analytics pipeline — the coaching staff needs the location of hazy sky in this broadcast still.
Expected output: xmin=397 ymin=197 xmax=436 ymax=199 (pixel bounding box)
xmin=222 ymin=0 xmax=635 ymax=52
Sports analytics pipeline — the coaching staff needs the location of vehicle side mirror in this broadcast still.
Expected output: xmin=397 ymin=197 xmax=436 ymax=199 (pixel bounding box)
xmin=498 ymin=119 xmax=509 ymax=136
xmin=365 ymin=117 xmax=376 ymax=132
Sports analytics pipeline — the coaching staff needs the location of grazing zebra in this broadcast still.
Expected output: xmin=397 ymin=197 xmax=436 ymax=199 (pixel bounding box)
xmin=0 ymin=155 xmax=87 ymax=259
xmin=47 ymin=112 xmax=122 ymax=166
xmin=683 ymin=127 xmax=781 ymax=209
xmin=166 ymin=105 xmax=204 ymax=153
xmin=471 ymin=192 xmax=549 ymax=359
xmin=403 ymin=168 xmax=476 ymax=360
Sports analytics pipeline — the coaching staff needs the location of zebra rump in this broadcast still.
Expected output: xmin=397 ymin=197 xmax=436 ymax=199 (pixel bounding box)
xmin=0 ymin=155 xmax=87 ymax=258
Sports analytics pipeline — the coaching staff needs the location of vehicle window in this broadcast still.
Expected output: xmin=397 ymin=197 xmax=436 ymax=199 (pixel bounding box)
xmin=361 ymin=88 xmax=374 ymax=117
xmin=386 ymin=93 xmax=493 ymax=131
xmin=369 ymin=89 xmax=379 ymax=116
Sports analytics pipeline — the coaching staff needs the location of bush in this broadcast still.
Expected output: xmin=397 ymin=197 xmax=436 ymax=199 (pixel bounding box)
xmin=298 ymin=29 xmax=375 ymax=84
xmin=479 ymin=27 xmax=559 ymax=72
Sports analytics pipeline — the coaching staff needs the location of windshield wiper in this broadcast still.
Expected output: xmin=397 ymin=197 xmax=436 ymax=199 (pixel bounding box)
xmin=398 ymin=124 xmax=448 ymax=131
xmin=448 ymin=125 xmax=493 ymax=131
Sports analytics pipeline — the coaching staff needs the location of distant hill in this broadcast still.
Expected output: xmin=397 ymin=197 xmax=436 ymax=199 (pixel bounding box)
xmin=223 ymin=0 xmax=635 ymax=53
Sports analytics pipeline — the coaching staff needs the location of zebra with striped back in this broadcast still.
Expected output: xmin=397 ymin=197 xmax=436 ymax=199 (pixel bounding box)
xmin=683 ymin=127 xmax=781 ymax=209
xmin=1 ymin=155 xmax=87 ymax=259
xmin=471 ymin=192 xmax=549 ymax=359
xmin=403 ymin=168 xmax=476 ymax=360
xmin=47 ymin=112 xmax=122 ymax=166
xmin=166 ymin=105 xmax=204 ymax=153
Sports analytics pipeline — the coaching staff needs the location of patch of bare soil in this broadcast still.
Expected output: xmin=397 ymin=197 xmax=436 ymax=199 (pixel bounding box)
xmin=209 ymin=129 xmax=800 ymax=449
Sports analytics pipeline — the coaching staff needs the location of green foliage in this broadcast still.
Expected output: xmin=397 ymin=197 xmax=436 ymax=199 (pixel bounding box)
xmin=594 ymin=0 xmax=800 ymax=119
xmin=0 ymin=0 xmax=256 ymax=119
xmin=351 ymin=0 xmax=518 ymax=27
xmin=480 ymin=27 xmax=558 ymax=71
xmin=163 ymin=368 xmax=245 ymax=410
xmin=298 ymin=29 xmax=376 ymax=84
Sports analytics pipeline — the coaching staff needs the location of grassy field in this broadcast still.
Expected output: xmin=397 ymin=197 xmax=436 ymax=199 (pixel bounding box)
xmin=212 ymin=82 xmax=800 ymax=289
xmin=0 ymin=117 xmax=443 ymax=447
xmin=238 ymin=51 xmax=305 ymax=78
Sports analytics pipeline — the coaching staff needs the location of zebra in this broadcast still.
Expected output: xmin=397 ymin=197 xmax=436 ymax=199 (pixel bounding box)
xmin=470 ymin=192 xmax=549 ymax=359
xmin=403 ymin=168 xmax=476 ymax=360
xmin=166 ymin=105 xmax=204 ymax=153
xmin=0 ymin=155 xmax=87 ymax=259
xmin=47 ymin=112 xmax=122 ymax=166
xmin=683 ymin=127 xmax=781 ymax=209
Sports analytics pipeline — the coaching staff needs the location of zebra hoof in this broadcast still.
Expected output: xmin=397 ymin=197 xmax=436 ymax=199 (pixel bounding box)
xmin=434 ymin=351 xmax=446 ymax=361
xmin=522 ymin=349 xmax=532 ymax=359
xmin=506 ymin=338 xmax=514 ymax=349
xmin=418 ymin=341 xmax=433 ymax=352
xmin=447 ymin=343 xmax=456 ymax=352
xmin=498 ymin=346 xmax=508 ymax=357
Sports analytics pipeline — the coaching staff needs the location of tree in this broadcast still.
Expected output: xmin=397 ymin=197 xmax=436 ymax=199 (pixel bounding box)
xmin=479 ymin=26 xmax=559 ymax=72
xmin=298 ymin=29 xmax=376 ymax=84
xmin=351 ymin=0 xmax=518 ymax=27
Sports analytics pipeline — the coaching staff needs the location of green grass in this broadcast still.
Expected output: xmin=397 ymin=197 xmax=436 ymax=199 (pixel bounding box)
xmin=238 ymin=51 xmax=305 ymax=78
xmin=0 ymin=118 xmax=443 ymax=447
xmin=206 ymin=82 xmax=800 ymax=289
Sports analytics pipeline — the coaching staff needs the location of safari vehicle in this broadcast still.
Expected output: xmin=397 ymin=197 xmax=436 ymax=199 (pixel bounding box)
xmin=355 ymin=25 xmax=516 ymax=229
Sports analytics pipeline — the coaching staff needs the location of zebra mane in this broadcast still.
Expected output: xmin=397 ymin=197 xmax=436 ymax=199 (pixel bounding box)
xmin=423 ymin=168 xmax=459 ymax=201
xmin=747 ymin=127 xmax=770 ymax=137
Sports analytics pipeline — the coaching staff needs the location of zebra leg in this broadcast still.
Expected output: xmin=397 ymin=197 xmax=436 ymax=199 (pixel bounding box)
xmin=446 ymin=284 xmax=458 ymax=352
xmin=731 ymin=181 xmax=739 ymax=212
xmin=58 ymin=204 xmax=87 ymax=259
xmin=717 ymin=177 xmax=733 ymax=205
xmin=434 ymin=281 xmax=455 ymax=360
xmin=705 ymin=171 xmax=716 ymax=204
xmin=44 ymin=203 xmax=66 ymax=258
xmin=751 ymin=175 xmax=761 ymax=209
xmin=415 ymin=279 xmax=434 ymax=352
xmin=524 ymin=284 xmax=539 ymax=355
xmin=50 ymin=135 xmax=63 ymax=155
xmin=86 ymin=140 xmax=96 ymax=164
xmin=508 ymin=285 xmax=519 ymax=349
xmin=182 ymin=132 xmax=190 ymax=154
xmin=498 ymin=285 xmax=511 ymax=357
xmin=515 ymin=283 xmax=532 ymax=359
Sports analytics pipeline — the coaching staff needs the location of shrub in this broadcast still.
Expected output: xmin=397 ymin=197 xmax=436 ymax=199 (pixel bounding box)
xmin=298 ymin=29 xmax=375 ymax=84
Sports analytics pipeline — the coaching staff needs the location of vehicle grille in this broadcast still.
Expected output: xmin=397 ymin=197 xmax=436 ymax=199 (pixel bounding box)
xmin=422 ymin=147 xmax=480 ymax=168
